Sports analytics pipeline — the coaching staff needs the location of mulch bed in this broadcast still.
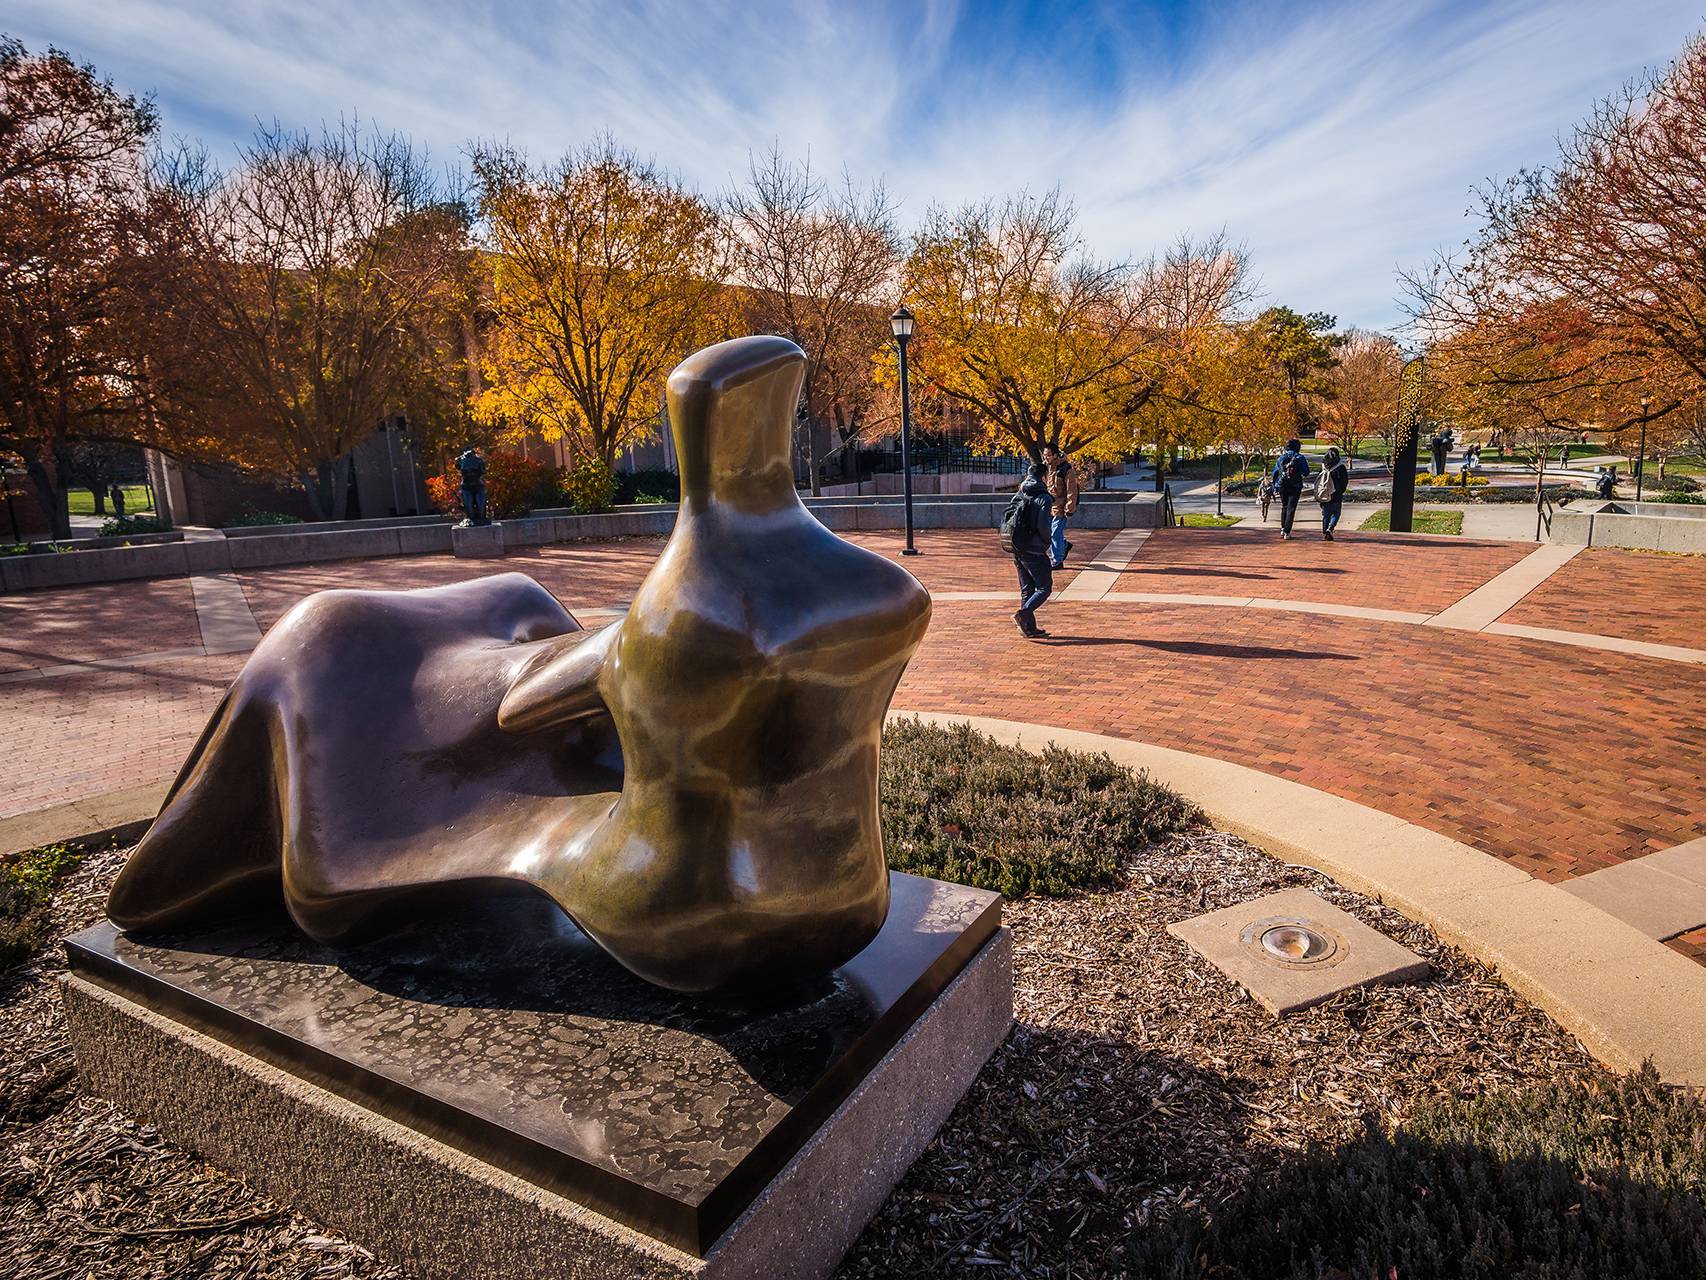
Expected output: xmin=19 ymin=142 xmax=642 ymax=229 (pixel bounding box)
xmin=2 ymin=833 xmax=1594 ymax=1279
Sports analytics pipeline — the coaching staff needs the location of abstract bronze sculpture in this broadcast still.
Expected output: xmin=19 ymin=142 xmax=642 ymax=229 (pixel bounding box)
xmin=107 ymin=336 xmax=932 ymax=991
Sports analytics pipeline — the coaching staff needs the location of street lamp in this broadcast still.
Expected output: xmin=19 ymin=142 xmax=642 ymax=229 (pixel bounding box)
xmin=1637 ymin=394 xmax=1651 ymax=501
xmin=890 ymin=304 xmax=919 ymax=556
xmin=1215 ymin=443 xmax=1224 ymax=517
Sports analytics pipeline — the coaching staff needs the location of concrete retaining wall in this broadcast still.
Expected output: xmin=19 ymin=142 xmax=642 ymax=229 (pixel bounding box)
xmin=1 ymin=494 xmax=1165 ymax=592
xmin=1550 ymin=499 xmax=1706 ymax=553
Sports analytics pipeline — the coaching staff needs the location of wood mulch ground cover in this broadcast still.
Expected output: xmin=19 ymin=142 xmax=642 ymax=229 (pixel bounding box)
xmin=2 ymin=833 xmax=1593 ymax=1279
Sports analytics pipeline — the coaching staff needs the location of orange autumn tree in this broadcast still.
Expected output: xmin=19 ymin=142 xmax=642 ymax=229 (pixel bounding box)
xmin=896 ymin=189 xmax=1251 ymax=463
xmin=471 ymin=139 xmax=729 ymax=467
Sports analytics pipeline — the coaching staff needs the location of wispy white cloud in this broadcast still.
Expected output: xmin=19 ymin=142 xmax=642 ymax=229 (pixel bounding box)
xmin=10 ymin=0 xmax=1702 ymax=329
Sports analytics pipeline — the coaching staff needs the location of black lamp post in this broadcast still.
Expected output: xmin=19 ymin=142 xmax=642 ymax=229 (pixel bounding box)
xmin=891 ymin=304 xmax=918 ymax=556
xmin=1215 ymin=444 xmax=1224 ymax=517
xmin=1636 ymin=394 xmax=1651 ymax=501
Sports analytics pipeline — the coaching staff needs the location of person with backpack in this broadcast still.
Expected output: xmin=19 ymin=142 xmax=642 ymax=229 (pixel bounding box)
xmin=1256 ymin=471 xmax=1274 ymax=522
xmin=1316 ymin=446 xmax=1350 ymax=540
xmin=1271 ymin=438 xmax=1311 ymax=539
xmin=1002 ymin=463 xmax=1056 ymax=638
xmin=1042 ymin=444 xmax=1079 ymax=569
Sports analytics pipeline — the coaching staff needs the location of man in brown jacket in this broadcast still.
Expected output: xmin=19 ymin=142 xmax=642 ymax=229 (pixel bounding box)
xmin=1041 ymin=444 xmax=1079 ymax=569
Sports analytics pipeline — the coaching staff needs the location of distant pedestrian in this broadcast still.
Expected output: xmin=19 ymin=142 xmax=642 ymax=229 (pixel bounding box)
xmin=1271 ymin=438 xmax=1311 ymax=540
xmin=1257 ymin=471 xmax=1274 ymax=522
xmin=1041 ymin=444 xmax=1079 ymax=570
xmin=109 ymin=483 xmax=126 ymax=518
xmin=1316 ymin=447 xmax=1349 ymax=540
xmin=1595 ymin=466 xmax=1616 ymax=499
xmin=1002 ymin=463 xmax=1056 ymax=638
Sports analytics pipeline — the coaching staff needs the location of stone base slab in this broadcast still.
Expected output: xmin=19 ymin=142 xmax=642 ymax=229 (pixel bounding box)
xmin=63 ymin=927 xmax=1012 ymax=1279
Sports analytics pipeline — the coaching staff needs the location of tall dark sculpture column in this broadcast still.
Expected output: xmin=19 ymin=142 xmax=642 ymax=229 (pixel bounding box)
xmin=107 ymin=336 xmax=932 ymax=992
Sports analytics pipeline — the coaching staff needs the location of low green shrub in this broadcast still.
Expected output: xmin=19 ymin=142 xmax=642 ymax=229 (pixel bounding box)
xmin=879 ymin=719 xmax=1200 ymax=897
xmin=1416 ymin=472 xmax=1490 ymax=488
xmin=563 ymin=457 xmax=618 ymax=514
xmin=615 ymin=467 xmax=681 ymax=504
xmin=1132 ymin=1066 xmax=1706 ymax=1279
xmin=0 ymin=841 xmax=88 ymax=972
xmin=98 ymin=513 xmax=171 ymax=536
xmin=222 ymin=507 xmax=302 ymax=528
xmin=1347 ymin=484 xmax=1578 ymax=505
xmin=1652 ymin=490 xmax=1706 ymax=505
xmin=1 ymin=542 xmax=29 ymax=557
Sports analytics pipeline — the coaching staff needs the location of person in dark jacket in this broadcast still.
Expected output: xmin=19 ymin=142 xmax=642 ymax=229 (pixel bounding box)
xmin=1010 ymin=464 xmax=1055 ymax=638
xmin=1271 ymin=438 xmax=1311 ymax=540
xmin=1319 ymin=446 xmax=1350 ymax=540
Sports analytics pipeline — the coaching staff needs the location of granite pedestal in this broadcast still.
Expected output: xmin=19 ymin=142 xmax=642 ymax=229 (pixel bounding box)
xmin=452 ymin=521 xmax=505 ymax=557
xmin=63 ymin=872 xmax=1011 ymax=1279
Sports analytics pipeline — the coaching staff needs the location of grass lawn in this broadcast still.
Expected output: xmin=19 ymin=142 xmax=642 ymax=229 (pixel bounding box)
xmin=1181 ymin=512 xmax=1242 ymax=527
xmin=1360 ymin=508 xmax=1464 ymax=535
xmin=66 ymin=485 xmax=152 ymax=515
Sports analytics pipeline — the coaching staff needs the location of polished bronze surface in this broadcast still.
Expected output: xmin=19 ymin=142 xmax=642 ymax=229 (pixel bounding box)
xmin=107 ymin=336 xmax=933 ymax=991
xmin=72 ymin=873 xmax=1000 ymax=1255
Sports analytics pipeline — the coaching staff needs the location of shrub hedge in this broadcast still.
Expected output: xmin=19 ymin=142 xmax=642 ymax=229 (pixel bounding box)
xmin=879 ymin=719 xmax=1200 ymax=897
xmin=98 ymin=513 xmax=172 ymax=536
xmin=1134 ymin=1067 xmax=1706 ymax=1279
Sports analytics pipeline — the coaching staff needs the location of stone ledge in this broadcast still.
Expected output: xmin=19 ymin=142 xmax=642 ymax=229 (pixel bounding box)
xmin=63 ymin=927 xmax=1013 ymax=1279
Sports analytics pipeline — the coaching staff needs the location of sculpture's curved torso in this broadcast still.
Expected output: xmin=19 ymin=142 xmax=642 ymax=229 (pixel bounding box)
xmin=107 ymin=336 xmax=932 ymax=992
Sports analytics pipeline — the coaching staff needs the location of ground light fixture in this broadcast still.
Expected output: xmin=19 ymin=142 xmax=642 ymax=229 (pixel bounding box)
xmin=891 ymin=304 xmax=919 ymax=556
xmin=1259 ymin=922 xmax=1336 ymax=965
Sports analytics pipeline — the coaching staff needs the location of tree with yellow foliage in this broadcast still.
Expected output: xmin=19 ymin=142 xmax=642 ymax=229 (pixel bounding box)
xmin=895 ymin=190 xmax=1251 ymax=463
xmin=471 ymin=139 xmax=728 ymax=466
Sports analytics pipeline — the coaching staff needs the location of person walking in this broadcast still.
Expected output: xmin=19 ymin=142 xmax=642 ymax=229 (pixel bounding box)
xmin=1316 ymin=446 xmax=1349 ymax=540
xmin=1002 ymin=463 xmax=1056 ymax=638
xmin=1257 ymin=471 xmax=1274 ymax=522
xmin=1271 ymin=438 xmax=1311 ymax=540
xmin=1042 ymin=444 xmax=1079 ymax=570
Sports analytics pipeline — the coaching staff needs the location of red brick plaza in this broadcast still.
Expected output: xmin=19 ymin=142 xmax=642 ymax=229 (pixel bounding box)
xmin=5 ymin=524 xmax=1703 ymax=921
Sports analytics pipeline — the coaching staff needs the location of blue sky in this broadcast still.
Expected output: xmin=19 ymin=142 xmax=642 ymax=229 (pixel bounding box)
xmin=10 ymin=0 xmax=1701 ymax=331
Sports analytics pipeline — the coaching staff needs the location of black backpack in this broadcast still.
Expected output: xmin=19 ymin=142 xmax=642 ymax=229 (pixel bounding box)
xmin=1280 ymin=453 xmax=1306 ymax=487
xmin=1000 ymin=490 xmax=1043 ymax=553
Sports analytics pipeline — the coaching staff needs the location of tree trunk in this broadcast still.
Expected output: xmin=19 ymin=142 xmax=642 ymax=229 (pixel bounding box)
xmin=91 ymin=487 xmax=107 ymax=515
xmin=24 ymin=454 xmax=72 ymax=541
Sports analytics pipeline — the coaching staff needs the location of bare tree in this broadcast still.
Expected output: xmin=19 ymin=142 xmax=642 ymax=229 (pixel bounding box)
xmin=152 ymin=120 xmax=469 ymax=519
xmin=725 ymin=147 xmax=900 ymax=493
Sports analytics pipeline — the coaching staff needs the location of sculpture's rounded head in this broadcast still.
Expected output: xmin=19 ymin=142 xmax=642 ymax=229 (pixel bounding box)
xmin=667 ymin=335 xmax=805 ymax=511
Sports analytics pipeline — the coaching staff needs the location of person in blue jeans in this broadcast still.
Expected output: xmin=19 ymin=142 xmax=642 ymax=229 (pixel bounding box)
xmin=1042 ymin=444 xmax=1079 ymax=569
xmin=1271 ymin=438 xmax=1310 ymax=539
xmin=1319 ymin=446 xmax=1349 ymax=539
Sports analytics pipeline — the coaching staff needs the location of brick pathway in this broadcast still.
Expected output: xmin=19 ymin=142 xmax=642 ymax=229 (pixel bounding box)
xmin=1113 ymin=526 xmax=1533 ymax=613
xmin=237 ymin=539 xmax=669 ymax=630
xmin=5 ymin=655 xmax=241 ymax=817
xmin=894 ymin=599 xmax=1706 ymax=880
xmin=0 ymin=577 xmax=200 ymax=673
xmin=4 ymin=527 xmax=1703 ymax=898
xmin=1501 ymin=546 xmax=1706 ymax=646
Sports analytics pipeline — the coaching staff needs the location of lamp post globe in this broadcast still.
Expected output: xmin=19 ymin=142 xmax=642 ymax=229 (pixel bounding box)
xmin=891 ymin=305 xmax=919 ymax=556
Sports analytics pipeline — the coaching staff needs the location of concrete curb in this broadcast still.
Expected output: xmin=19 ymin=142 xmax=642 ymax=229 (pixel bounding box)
xmin=0 ymin=780 xmax=167 ymax=859
xmin=889 ymin=710 xmax=1706 ymax=1087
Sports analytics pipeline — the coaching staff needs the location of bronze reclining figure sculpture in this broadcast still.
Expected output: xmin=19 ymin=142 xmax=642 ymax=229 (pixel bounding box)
xmin=106 ymin=336 xmax=932 ymax=992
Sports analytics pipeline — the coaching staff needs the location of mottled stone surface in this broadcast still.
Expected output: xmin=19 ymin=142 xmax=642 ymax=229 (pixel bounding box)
xmin=64 ymin=925 xmax=1013 ymax=1280
xmin=67 ymin=872 xmax=1000 ymax=1253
